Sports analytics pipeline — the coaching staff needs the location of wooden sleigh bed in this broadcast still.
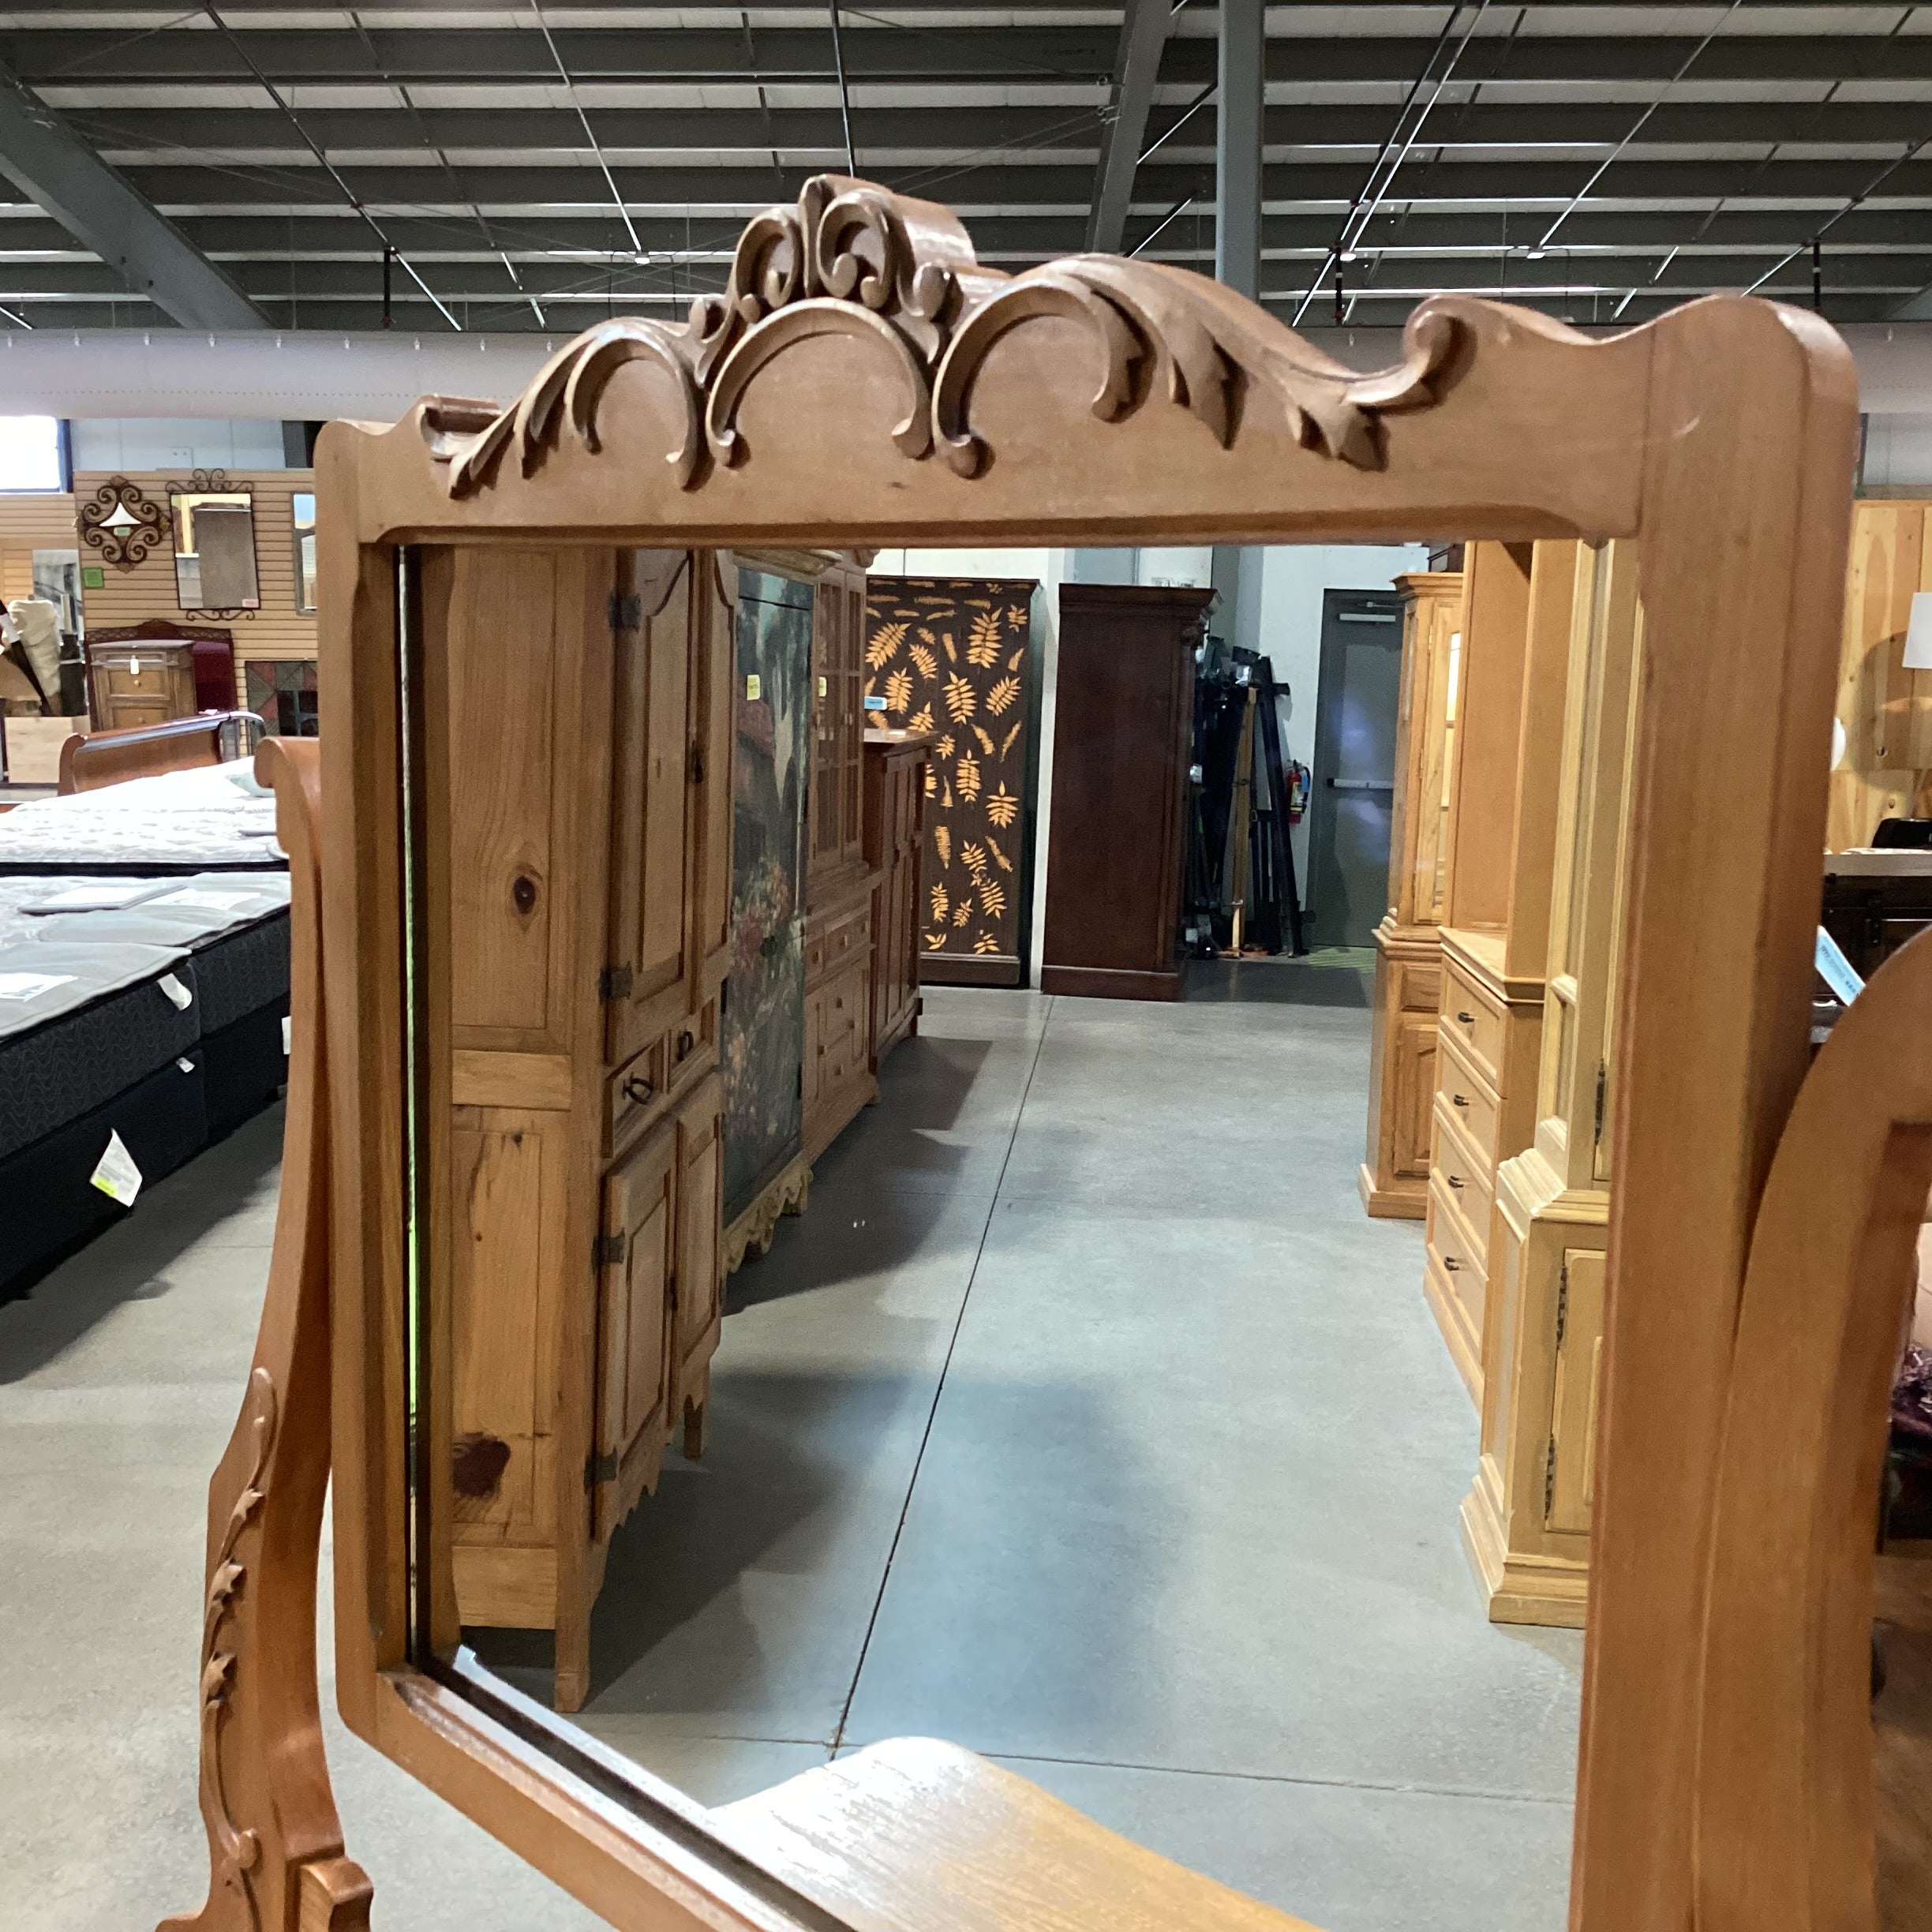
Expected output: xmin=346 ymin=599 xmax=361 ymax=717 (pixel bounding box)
xmin=154 ymin=175 xmax=1900 ymax=1932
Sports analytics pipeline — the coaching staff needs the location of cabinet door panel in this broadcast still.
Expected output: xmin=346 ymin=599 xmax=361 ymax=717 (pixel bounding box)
xmin=1389 ymin=1015 xmax=1437 ymax=1180
xmin=1547 ymin=1247 xmax=1606 ymax=1533
xmin=674 ymin=1073 xmax=725 ymax=1399
xmin=450 ymin=1108 xmax=567 ymax=1547
xmin=607 ymin=552 xmax=694 ymax=1065
xmin=595 ymin=1119 xmax=677 ymax=1537
xmin=690 ymin=554 xmax=736 ymax=996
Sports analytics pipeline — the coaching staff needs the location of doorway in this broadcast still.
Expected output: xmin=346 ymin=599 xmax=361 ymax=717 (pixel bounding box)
xmin=1304 ymin=589 xmax=1403 ymax=949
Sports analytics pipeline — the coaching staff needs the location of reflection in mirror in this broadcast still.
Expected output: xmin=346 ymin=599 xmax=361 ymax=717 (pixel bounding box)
xmin=170 ymin=489 xmax=258 ymax=610
xmin=292 ymin=491 xmax=316 ymax=612
xmin=409 ymin=532 xmax=1631 ymax=1923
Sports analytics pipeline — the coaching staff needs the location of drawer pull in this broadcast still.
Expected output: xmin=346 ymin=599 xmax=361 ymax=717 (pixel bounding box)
xmin=1456 ymin=1009 xmax=1474 ymax=1024
xmin=623 ymin=1073 xmax=655 ymax=1105
xmin=675 ymin=1029 xmax=695 ymax=1061
xmin=1444 ymin=1257 xmax=1462 ymax=1272
xmin=1447 ymin=1175 xmax=1464 ymax=1190
xmin=1452 ymin=1093 xmax=1470 ymax=1108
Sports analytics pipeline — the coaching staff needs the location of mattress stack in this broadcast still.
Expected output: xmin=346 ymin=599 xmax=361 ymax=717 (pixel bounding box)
xmin=0 ymin=872 xmax=292 ymax=1297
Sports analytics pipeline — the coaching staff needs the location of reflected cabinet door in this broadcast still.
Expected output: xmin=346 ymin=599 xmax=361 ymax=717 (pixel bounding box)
xmin=594 ymin=1120 xmax=678 ymax=1538
xmin=690 ymin=556 xmax=736 ymax=998
xmin=674 ymin=1073 xmax=724 ymax=1401
xmin=607 ymin=554 xmax=697 ymax=1066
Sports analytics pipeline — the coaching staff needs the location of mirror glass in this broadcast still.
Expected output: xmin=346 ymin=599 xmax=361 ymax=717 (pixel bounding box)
xmin=399 ymin=530 xmax=1620 ymax=1928
xmin=292 ymin=492 xmax=316 ymax=612
xmin=170 ymin=490 xmax=259 ymax=610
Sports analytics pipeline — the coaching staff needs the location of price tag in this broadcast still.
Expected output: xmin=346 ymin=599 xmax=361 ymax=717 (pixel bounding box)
xmin=0 ymin=971 xmax=75 ymax=1001
xmin=90 ymin=1129 xmax=143 ymax=1207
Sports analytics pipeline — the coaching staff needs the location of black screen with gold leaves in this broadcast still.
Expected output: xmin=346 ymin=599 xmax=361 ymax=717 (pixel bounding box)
xmin=863 ymin=577 xmax=1036 ymax=982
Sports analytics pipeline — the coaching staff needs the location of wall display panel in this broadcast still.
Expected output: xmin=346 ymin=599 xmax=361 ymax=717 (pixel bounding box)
xmin=721 ymin=567 xmax=813 ymax=1224
xmin=863 ymin=575 xmax=1037 ymax=984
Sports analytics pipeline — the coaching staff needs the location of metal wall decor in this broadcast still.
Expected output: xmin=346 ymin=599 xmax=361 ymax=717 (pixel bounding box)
xmin=166 ymin=470 xmax=260 ymax=620
xmin=77 ymin=474 xmax=167 ymax=571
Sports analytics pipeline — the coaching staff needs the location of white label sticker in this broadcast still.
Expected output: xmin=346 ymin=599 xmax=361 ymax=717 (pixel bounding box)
xmin=745 ymin=672 xmax=762 ymax=700
xmin=0 ymin=971 xmax=75 ymax=1001
xmin=282 ymin=1014 xmax=292 ymax=1055
xmin=29 ymin=883 xmax=152 ymax=912
xmin=157 ymin=972 xmax=192 ymax=1010
xmin=152 ymin=889 xmax=256 ymax=913
xmin=176 ymin=1056 xmax=194 ymax=1073
xmin=90 ymin=1129 xmax=143 ymax=1206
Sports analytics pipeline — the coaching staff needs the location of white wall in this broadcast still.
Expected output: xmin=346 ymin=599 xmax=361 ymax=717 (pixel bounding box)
xmin=1252 ymin=544 xmax=1431 ymax=901
xmin=69 ymin=417 xmax=290 ymax=472
xmin=1862 ymin=413 xmax=1932 ymax=488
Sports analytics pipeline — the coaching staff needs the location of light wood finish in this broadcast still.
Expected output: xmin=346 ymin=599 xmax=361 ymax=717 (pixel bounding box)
xmin=1420 ymin=540 xmax=1576 ymax=1402
xmin=1830 ymin=497 xmax=1932 ymax=850
xmin=1461 ymin=539 xmax=1644 ymax=1627
xmin=55 ymin=710 xmax=263 ymax=792
xmin=1361 ymin=570 xmax=1462 ymax=1218
xmin=865 ymin=728 xmax=932 ymax=1067
xmin=420 ymin=542 xmax=734 ymax=1712
xmin=87 ymin=635 xmax=197 ymax=731
xmin=174 ymin=174 xmax=1861 ymax=1932
xmin=1 ymin=711 xmax=86 ymax=785
xmin=160 ymin=737 xmax=374 ymax=1932
xmin=76 ymin=469 xmax=317 ymax=704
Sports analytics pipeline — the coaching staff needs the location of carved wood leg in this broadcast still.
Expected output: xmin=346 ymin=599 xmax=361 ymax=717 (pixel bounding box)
xmin=683 ymin=1395 xmax=709 ymax=1461
xmin=554 ymin=1619 xmax=593 ymax=1716
xmin=160 ymin=740 xmax=372 ymax=1932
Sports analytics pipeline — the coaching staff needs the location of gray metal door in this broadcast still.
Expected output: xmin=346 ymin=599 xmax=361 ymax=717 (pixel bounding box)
xmin=1305 ymin=589 xmax=1403 ymax=949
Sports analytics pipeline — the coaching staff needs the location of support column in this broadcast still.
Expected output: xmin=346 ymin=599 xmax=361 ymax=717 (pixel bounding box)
xmin=1213 ymin=0 xmax=1267 ymax=751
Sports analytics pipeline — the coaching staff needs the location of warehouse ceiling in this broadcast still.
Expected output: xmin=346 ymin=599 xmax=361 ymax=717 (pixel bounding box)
xmin=2 ymin=2 xmax=1931 ymax=335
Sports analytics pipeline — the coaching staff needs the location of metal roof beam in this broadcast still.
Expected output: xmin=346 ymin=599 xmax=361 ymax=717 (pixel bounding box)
xmin=1087 ymin=0 xmax=1175 ymax=252
xmin=0 ymin=62 xmax=263 ymax=328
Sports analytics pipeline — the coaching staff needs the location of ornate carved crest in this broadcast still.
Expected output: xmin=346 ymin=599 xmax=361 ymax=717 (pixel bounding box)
xmin=78 ymin=474 xmax=167 ymax=570
xmin=439 ymin=174 xmax=1455 ymax=498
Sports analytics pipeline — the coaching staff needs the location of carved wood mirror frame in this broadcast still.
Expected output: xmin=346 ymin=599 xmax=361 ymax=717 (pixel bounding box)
xmin=162 ymin=176 xmax=1876 ymax=1932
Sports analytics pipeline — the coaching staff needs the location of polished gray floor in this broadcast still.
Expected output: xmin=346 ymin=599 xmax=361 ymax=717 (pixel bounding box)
xmin=2 ymin=975 xmax=1579 ymax=1931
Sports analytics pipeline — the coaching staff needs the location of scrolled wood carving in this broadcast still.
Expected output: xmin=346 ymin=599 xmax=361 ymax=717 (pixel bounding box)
xmin=79 ymin=475 xmax=167 ymax=570
xmin=195 ymin=1365 xmax=279 ymax=1930
xmin=440 ymin=173 xmax=1452 ymax=497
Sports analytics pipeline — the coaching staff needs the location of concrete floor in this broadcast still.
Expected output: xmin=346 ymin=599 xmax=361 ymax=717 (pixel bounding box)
xmin=2 ymin=975 xmax=1581 ymax=1931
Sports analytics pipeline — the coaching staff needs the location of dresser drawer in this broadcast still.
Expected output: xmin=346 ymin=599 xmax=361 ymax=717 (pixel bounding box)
xmin=1440 ymin=968 xmax=1507 ymax=1088
xmin=1430 ymin=1106 xmax=1494 ymax=1264
xmin=814 ymin=962 xmax=868 ymax=1092
xmin=605 ymin=993 xmax=717 ymax=1158
xmin=1425 ymin=1184 xmax=1487 ymax=1348
xmin=806 ymin=901 xmax=871 ymax=987
xmin=1436 ymin=1032 xmax=1500 ymax=1166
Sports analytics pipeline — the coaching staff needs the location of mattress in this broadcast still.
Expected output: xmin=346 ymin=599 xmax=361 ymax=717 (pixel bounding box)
xmin=0 ymin=1049 xmax=209 ymax=1297
xmin=0 ymin=939 xmax=200 ymax=1163
xmin=0 ymin=874 xmax=174 ymax=949
xmin=0 ymin=760 xmax=286 ymax=874
xmin=25 ymin=874 xmax=292 ymax=1031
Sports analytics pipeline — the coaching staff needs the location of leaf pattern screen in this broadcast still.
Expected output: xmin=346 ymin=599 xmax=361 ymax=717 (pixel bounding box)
xmin=864 ymin=578 xmax=1035 ymax=970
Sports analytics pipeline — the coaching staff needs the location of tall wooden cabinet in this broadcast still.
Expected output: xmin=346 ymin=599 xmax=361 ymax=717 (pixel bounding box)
xmin=866 ymin=728 xmax=931 ymax=1065
xmin=1040 ymin=582 xmax=1212 ymax=1000
xmin=1361 ymin=570 xmax=1464 ymax=1218
xmin=1461 ymin=540 xmax=1642 ymax=1627
xmin=1422 ymin=541 xmax=1574 ymax=1403
xmin=430 ymin=545 xmax=733 ymax=1713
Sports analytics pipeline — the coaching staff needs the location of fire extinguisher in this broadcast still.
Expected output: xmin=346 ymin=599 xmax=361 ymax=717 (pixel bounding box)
xmin=1286 ymin=760 xmax=1310 ymax=824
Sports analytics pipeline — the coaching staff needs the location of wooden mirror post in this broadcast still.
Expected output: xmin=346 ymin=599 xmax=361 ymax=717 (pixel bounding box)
xmin=156 ymin=176 xmax=1870 ymax=1932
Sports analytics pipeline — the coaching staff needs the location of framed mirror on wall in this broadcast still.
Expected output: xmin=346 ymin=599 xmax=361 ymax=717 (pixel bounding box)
xmin=169 ymin=480 xmax=259 ymax=612
xmin=293 ymin=490 xmax=316 ymax=612
xmin=155 ymin=175 xmax=1888 ymax=1932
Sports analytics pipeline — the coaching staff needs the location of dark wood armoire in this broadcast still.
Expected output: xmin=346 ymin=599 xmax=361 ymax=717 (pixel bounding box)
xmin=1040 ymin=582 xmax=1213 ymax=1001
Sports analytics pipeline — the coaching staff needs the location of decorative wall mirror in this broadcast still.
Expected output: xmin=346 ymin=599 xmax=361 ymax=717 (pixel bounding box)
xmin=161 ymin=176 xmax=1889 ymax=1932
xmin=168 ymin=474 xmax=260 ymax=612
xmin=292 ymin=490 xmax=317 ymax=612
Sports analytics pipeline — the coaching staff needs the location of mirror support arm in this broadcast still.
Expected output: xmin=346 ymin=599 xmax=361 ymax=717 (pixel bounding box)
xmin=156 ymin=736 xmax=374 ymax=1932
